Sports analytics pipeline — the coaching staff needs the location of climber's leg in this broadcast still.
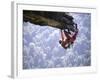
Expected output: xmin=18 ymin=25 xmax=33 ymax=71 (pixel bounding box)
xmin=64 ymin=30 xmax=71 ymax=40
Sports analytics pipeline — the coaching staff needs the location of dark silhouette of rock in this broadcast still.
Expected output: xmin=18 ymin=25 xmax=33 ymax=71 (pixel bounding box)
xmin=23 ymin=10 xmax=77 ymax=32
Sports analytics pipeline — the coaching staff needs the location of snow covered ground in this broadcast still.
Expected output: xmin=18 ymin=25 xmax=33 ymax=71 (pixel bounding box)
xmin=23 ymin=13 xmax=91 ymax=69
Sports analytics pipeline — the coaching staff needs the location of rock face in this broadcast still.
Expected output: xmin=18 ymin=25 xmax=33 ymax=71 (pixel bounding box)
xmin=23 ymin=10 xmax=76 ymax=32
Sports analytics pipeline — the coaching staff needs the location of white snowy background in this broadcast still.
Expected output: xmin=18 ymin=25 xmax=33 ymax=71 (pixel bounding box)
xmin=23 ymin=13 xmax=91 ymax=69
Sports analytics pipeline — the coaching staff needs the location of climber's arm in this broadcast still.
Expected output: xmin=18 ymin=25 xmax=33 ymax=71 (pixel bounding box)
xmin=61 ymin=30 xmax=64 ymax=41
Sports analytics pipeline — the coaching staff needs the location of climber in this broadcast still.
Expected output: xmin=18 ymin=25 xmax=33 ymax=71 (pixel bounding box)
xmin=59 ymin=24 xmax=78 ymax=49
xmin=64 ymin=26 xmax=78 ymax=45
xmin=59 ymin=29 xmax=71 ymax=49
